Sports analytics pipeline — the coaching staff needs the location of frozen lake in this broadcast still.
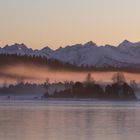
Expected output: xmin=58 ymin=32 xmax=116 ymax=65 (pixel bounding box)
xmin=0 ymin=100 xmax=140 ymax=140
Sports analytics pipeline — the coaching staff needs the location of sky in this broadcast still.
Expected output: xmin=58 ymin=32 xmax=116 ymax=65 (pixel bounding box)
xmin=0 ymin=0 xmax=140 ymax=49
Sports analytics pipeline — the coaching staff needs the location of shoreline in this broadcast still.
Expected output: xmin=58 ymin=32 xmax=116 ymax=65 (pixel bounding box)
xmin=0 ymin=98 xmax=138 ymax=101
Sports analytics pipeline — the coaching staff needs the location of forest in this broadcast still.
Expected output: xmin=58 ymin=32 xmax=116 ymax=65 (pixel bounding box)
xmin=0 ymin=54 xmax=140 ymax=72
xmin=43 ymin=73 xmax=137 ymax=100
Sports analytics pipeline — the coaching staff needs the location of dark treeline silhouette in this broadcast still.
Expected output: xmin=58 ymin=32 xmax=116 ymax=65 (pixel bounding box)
xmin=0 ymin=82 xmax=45 ymax=96
xmin=0 ymin=72 xmax=137 ymax=100
xmin=0 ymin=54 xmax=140 ymax=72
xmin=0 ymin=54 xmax=77 ymax=71
xmin=43 ymin=73 xmax=136 ymax=100
xmin=43 ymin=82 xmax=136 ymax=100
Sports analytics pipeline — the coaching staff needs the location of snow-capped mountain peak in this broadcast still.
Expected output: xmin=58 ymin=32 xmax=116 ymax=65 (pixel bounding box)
xmin=119 ymin=40 xmax=131 ymax=46
xmin=41 ymin=46 xmax=53 ymax=52
xmin=84 ymin=41 xmax=97 ymax=47
xmin=119 ymin=40 xmax=140 ymax=48
xmin=1 ymin=43 xmax=33 ymax=55
xmin=1 ymin=40 xmax=140 ymax=68
xmin=4 ymin=43 xmax=28 ymax=50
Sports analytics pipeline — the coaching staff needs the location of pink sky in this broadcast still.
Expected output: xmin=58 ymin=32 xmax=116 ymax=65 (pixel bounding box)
xmin=0 ymin=0 xmax=140 ymax=49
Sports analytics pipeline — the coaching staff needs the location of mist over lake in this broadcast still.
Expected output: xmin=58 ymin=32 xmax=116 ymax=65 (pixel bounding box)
xmin=1 ymin=0 xmax=140 ymax=139
xmin=0 ymin=64 xmax=140 ymax=86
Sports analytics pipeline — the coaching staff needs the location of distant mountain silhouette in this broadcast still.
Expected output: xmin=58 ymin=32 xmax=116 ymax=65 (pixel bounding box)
xmin=1 ymin=40 xmax=140 ymax=71
xmin=0 ymin=53 xmax=140 ymax=72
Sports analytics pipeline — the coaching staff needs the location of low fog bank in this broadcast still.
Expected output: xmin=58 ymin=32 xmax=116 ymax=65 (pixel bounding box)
xmin=0 ymin=64 xmax=140 ymax=100
xmin=0 ymin=64 xmax=140 ymax=86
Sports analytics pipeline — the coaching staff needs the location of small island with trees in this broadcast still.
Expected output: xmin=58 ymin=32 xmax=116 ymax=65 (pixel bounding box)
xmin=43 ymin=72 xmax=137 ymax=100
xmin=0 ymin=72 xmax=138 ymax=100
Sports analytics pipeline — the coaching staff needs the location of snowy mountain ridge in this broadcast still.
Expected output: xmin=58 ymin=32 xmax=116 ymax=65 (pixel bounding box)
xmin=1 ymin=40 xmax=140 ymax=68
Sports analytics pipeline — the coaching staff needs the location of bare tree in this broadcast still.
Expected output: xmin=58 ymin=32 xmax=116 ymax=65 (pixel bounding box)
xmin=16 ymin=77 xmax=24 ymax=84
xmin=44 ymin=77 xmax=50 ymax=89
xmin=3 ymin=80 xmax=8 ymax=87
xmin=85 ymin=73 xmax=95 ymax=84
xmin=63 ymin=80 xmax=74 ymax=89
xmin=45 ymin=78 xmax=50 ymax=85
xmin=112 ymin=72 xmax=126 ymax=84
xmin=130 ymin=80 xmax=138 ymax=91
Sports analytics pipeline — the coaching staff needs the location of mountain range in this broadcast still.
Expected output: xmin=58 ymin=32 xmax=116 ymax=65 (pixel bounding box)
xmin=1 ymin=40 xmax=140 ymax=68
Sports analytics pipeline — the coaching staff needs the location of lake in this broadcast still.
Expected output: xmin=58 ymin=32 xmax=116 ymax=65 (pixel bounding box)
xmin=0 ymin=100 xmax=140 ymax=140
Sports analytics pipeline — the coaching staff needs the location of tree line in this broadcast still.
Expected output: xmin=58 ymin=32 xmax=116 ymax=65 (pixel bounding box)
xmin=43 ymin=73 xmax=136 ymax=100
xmin=0 ymin=54 xmax=140 ymax=72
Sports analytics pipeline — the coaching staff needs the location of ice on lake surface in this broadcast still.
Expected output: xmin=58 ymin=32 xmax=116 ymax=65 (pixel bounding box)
xmin=0 ymin=100 xmax=140 ymax=140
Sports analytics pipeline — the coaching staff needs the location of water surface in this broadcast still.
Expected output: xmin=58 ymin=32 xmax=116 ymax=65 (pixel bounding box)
xmin=0 ymin=100 xmax=140 ymax=140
